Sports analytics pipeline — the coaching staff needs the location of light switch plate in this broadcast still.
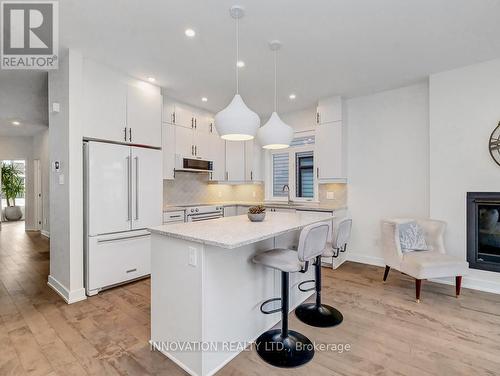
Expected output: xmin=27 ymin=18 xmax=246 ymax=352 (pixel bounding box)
xmin=188 ymin=247 xmax=197 ymax=267
xmin=52 ymin=102 xmax=60 ymax=113
xmin=326 ymin=191 xmax=335 ymax=200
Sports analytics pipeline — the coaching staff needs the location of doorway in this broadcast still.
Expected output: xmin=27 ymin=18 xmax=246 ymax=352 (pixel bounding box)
xmin=0 ymin=159 xmax=26 ymax=225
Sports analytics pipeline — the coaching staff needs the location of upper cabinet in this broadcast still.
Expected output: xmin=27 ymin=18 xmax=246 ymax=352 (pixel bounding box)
xmin=127 ymin=84 xmax=162 ymax=147
xmin=83 ymin=60 xmax=128 ymax=142
xmin=316 ymin=96 xmax=342 ymax=125
xmin=314 ymin=96 xmax=347 ymax=183
xmin=245 ymin=139 xmax=263 ymax=182
xmin=225 ymin=141 xmax=246 ymax=182
xmin=82 ymin=59 xmax=161 ymax=147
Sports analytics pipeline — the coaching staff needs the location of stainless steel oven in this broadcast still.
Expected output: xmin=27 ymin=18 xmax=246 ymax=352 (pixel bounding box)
xmin=185 ymin=205 xmax=224 ymax=222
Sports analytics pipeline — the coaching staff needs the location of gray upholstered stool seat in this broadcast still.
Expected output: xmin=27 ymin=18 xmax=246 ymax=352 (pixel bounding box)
xmin=252 ymin=249 xmax=305 ymax=272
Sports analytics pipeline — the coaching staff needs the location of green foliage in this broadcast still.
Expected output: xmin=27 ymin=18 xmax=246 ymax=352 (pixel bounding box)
xmin=1 ymin=163 xmax=24 ymax=207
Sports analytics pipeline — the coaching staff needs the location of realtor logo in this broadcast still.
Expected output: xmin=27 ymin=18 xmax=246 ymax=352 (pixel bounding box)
xmin=1 ymin=1 xmax=58 ymax=69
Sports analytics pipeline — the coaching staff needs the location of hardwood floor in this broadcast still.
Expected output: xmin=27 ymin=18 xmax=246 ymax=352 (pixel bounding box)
xmin=1 ymin=221 xmax=500 ymax=375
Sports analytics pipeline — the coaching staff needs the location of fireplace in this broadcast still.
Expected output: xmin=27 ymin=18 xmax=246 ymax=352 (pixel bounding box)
xmin=467 ymin=192 xmax=500 ymax=273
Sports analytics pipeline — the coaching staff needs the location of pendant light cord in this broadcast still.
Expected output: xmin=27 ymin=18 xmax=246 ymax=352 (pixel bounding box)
xmin=236 ymin=16 xmax=239 ymax=94
xmin=274 ymin=49 xmax=277 ymax=112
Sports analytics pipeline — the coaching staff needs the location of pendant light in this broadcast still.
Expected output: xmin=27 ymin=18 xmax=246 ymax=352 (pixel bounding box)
xmin=257 ymin=40 xmax=294 ymax=149
xmin=215 ymin=5 xmax=260 ymax=141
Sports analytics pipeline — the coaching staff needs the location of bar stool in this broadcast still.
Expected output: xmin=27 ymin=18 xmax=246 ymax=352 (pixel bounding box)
xmin=252 ymin=221 xmax=330 ymax=368
xmin=295 ymin=218 xmax=352 ymax=328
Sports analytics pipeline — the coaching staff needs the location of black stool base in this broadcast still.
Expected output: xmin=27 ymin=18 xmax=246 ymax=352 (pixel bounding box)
xmin=255 ymin=329 xmax=314 ymax=368
xmin=295 ymin=303 xmax=343 ymax=328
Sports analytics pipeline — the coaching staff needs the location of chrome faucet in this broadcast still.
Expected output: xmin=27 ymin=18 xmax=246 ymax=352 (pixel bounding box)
xmin=282 ymin=184 xmax=291 ymax=205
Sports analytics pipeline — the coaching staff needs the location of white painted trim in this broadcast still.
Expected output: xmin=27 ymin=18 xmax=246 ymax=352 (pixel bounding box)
xmin=347 ymin=253 xmax=385 ymax=267
xmin=47 ymin=275 xmax=87 ymax=304
xmin=347 ymin=253 xmax=500 ymax=294
xmin=41 ymin=230 xmax=50 ymax=238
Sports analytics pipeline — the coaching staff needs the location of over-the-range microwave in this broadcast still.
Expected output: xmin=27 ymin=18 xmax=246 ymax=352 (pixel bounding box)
xmin=175 ymin=154 xmax=214 ymax=172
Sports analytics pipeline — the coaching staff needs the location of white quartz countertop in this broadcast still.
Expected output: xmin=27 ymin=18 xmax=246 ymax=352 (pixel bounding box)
xmin=149 ymin=212 xmax=334 ymax=249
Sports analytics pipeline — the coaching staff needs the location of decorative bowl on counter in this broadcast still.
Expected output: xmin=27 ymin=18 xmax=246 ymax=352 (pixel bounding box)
xmin=248 ymin=205 xmax=266 ymax=222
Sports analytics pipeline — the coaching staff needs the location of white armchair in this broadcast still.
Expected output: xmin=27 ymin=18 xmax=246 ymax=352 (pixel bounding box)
xmin=381 ymin=218 xmax=469 ymax=302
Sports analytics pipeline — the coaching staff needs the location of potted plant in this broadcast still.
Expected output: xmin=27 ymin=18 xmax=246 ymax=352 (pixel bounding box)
xmin=248 ymin=205 xmax=266 ymax=222
xmin=1 ymin=163 xmax=24 ymax=221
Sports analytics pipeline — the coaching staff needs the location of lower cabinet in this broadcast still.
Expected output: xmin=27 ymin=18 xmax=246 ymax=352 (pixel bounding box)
xmin=224 ymin=206 xmax=237 ymax=217
xmin=86 ymin=230 xmax=151 ymax=295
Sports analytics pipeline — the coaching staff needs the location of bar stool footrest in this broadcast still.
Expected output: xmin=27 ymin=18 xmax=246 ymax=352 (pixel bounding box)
xmin=298 ymin=279 xmax=316 ymax=292
xmin=260 ymin=297 xmax=282 ymax=314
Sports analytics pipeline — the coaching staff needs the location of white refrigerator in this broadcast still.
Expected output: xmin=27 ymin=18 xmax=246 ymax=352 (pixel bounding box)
xmin=84 ymin=141 xmax=162 ymax=296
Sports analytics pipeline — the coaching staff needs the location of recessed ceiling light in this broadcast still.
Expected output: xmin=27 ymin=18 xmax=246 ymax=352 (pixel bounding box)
xmin=289 ymin=93 xmax=296 ymax=100
xmin=147 ymin=77 xmax=156 ymax=83
xmin=12 ymin=121 xmax=20 ymax=126
xmin=201 ymin=97 xmax=208 ymax=102
xmin=185 ymin=28 xmax=196 ymax=38
xmin=236 ymin=60 xmax=245 ymax=68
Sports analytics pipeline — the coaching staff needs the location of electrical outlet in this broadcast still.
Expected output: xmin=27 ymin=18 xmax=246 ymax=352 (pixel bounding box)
xmin=326 ymin=191 xmax=335 ymax=200
xmin=188 ymin=247 xmax=197 ymax=267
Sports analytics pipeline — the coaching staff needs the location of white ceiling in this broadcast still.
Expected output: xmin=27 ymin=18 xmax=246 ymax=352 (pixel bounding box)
xmin=0 ymin=71 xmax=48 ymax=137
xmin=59 ymin=0 xmax=500 ymax=116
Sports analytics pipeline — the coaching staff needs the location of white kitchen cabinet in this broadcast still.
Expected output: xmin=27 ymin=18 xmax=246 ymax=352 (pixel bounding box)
xmin=82 ymin=59 xmax=161 ymax=147
xmin=316 ymin=96 xmax=342 ymax=125
xmin=162 ymin=123 xmax=175 ymax=180
xmin=315 ymin=121 xmax=347 ymax=182
xmin=175 ymin=125 xmax=195 ymax=158
xmin=245 ymin=140 xmax=263 ymax=181
xmin=208 ymin=127 xmax=226 ymax=181
xmin=127 ymin=85 xmax=162 ymax=147
xmin=225 ymin=141 xmax=246 ymax=181
xmin=224 ymin=206 xmax=237 ymax=217
xmin=172 ymin=102 xmax=194 ymax=128
xmin=192 ymin=123 xmax=210 ymax=160
xmin=268 ymin=207 xmax=296 ymax=213
xmin=83 ymin=59 xmax=128 ymax=143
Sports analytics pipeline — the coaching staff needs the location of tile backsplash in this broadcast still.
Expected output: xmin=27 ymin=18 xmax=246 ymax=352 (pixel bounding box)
xmin=163 ymin=172 xmax=264 ymax=208
xmin=163 ymin=172 xmax=347 ymax=208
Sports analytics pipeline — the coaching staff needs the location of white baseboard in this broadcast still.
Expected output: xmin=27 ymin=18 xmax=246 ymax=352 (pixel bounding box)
xmin=347 ymin=253 xmax=500 ymax=294
xmin=47 ymin=275 xmax=87 ymax=304
xmin=347 ymin=253 xmax=385 ymax=267
xmin=41 ymin=230 xmax=50 ymax=238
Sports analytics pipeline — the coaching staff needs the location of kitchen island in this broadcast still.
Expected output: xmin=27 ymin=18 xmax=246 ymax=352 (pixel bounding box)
xmin=148 ymin=211 xmax=334 ymax=376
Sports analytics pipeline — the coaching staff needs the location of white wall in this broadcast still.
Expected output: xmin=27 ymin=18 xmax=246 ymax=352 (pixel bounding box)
xmin=280 ymin=107 xmax=317 ymax=133
xmin=346 ymin=83 xmax=430 ymax=265
xmin=430 ymin=58 xmax=500 ymax=292
xmin=48 ymin=49 xmax=86 ymax=303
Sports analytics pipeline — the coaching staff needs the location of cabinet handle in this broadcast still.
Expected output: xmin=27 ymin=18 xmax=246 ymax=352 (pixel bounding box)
xmin=210 ymin=123 xmax=213 ymax=133
xmin=226 ymin=171 xmax=229 ymax=180
xmin=129 ymin=128 xmax=132 ymax=142
xmin=316 ymin=112 xmax=320 ymax=124
xmin=251 ymin=171 xmax=253 ymax=180
xmin=124 ymin=127 xmax=127 ymax=141
xmin=172 ymin=112 xmax=176 ymax=124
xmin=191 ymin=145 xmax=194 ymax=156
xmin=317 ymin=167 xmax=319 ymax=178
xmin=191 ymin=117 xmax=194 ymax=128
xmin=195 ymin=118 xmax=197 ymax=128
xmin=195 ymin=145 xmax=197 ymax=156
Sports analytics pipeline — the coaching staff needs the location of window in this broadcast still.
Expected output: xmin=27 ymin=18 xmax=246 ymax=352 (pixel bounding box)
xmin=268 ymin=134 xmax=317 ymax=201
xmin=273 ymin=153 xmax=289 ymax=197
xmin=296 ymin=152 xmax=314 ymax=198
